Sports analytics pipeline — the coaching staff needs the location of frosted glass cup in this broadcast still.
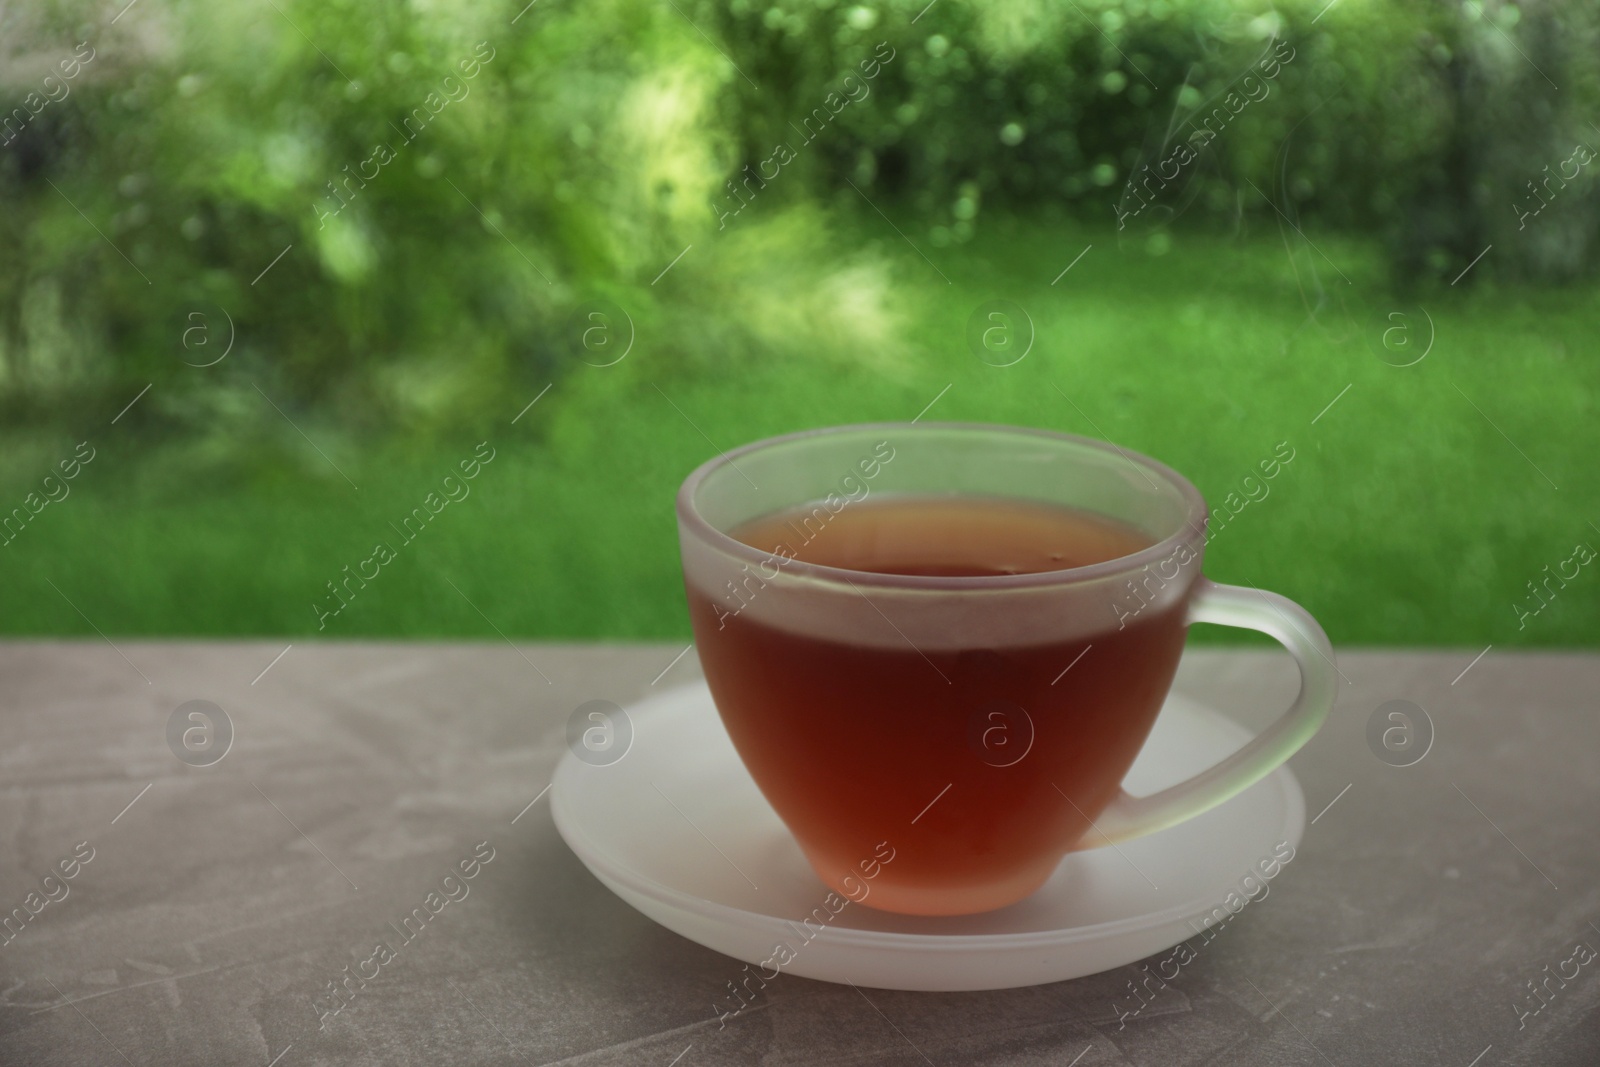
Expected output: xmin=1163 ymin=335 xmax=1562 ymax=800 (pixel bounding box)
xmin=676 ymin=423 xmax=1335 ymax=916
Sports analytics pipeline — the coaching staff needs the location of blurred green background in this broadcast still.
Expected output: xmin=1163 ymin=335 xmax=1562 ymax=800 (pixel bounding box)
xmin=2 ymin=0 xmax=1595 ymax=646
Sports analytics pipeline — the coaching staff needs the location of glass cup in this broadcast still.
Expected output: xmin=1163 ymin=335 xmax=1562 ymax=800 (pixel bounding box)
xmin=676 ymin=422 xmax=1335 ymax=916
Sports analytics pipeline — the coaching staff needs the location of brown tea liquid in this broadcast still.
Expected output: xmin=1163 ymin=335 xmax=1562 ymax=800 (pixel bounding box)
xmin=731 ymin=494 xmax=1151 ymax=578
xmin=687 ymin=495 xmax=1191 ymax=915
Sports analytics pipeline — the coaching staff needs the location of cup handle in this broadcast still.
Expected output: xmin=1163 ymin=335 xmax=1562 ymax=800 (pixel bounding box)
xmin=1077 ymin=579 xmax=1337 ymax=848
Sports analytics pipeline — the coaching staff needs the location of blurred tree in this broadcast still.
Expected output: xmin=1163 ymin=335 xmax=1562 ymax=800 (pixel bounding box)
xmin=0 ymin=0 xmax=900 ymax=442
xmin=2 ymin=0 xmax=1596 ymax=443
xmin=705 ymin=0 xmax=1599 ymax=283
xmin=1388 ymin=1 xmax=1600 ymax=284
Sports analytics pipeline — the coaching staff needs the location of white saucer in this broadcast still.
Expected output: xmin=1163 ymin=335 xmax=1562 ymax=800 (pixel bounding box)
xmin=550 ymin=679 xmax=1305 ymax=992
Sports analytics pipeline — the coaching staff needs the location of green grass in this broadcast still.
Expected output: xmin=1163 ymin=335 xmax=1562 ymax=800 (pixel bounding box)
xmin=3 ymin=213 xmax=1596 ymax=647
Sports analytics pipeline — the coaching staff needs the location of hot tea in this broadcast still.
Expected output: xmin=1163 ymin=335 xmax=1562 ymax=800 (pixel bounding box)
xmin=687 ymin=495 xmax=1191 ymax=915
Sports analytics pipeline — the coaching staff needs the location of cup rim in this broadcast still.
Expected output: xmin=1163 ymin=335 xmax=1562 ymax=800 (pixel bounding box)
xmin=676 ymin=421 xmax=1209 ymax=590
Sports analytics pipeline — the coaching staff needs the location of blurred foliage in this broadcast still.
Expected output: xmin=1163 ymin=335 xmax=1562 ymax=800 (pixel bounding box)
xmin=0 ymin=0 xmax=901 ymax=441
xmin=703 ymin=0 xmax=1600 ymax=277
xmin=1 ymin=0 xmax=1596 ymax=438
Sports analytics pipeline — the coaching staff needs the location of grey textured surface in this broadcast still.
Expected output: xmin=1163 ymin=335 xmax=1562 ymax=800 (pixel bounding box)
xmin=1 ymin=641 xmax=1596 ymax=1066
